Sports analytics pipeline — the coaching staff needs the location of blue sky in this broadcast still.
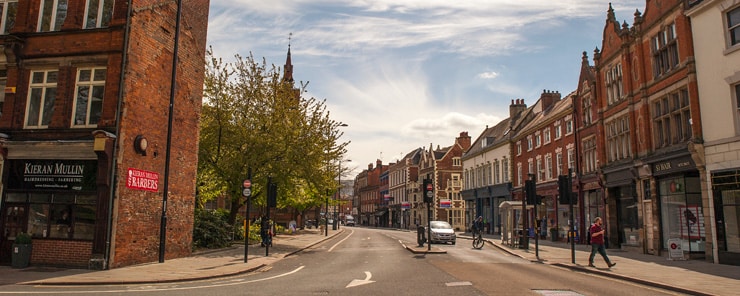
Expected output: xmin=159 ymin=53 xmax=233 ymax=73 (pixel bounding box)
xmin=206 ymin=0 xmax=644 ymax=174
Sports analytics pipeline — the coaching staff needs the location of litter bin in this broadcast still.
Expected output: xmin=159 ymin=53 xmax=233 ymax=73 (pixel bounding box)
xmin=417 ymin=226 xmax=426 ymax=247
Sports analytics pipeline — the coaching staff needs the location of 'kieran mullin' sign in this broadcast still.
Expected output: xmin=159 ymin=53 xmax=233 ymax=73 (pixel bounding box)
xmin=126 ymin=168 xmax=159 ymax=192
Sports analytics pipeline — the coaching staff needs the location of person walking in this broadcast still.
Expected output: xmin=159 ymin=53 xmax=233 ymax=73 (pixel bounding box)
xmin=588 ymin=217 xmax=616 ymax=268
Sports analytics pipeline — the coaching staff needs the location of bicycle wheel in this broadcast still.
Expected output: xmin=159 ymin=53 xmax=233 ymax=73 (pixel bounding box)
xmin=473 ymin=236 xmax=484 ymax=249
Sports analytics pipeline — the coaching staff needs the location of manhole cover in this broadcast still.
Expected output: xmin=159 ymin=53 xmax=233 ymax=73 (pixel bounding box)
xmin=533 ymin=290 xmax=584 ymax=296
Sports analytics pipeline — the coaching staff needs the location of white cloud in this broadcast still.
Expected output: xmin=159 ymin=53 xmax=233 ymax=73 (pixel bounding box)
xmin=478 ymin=71 xmax=499 ymax=79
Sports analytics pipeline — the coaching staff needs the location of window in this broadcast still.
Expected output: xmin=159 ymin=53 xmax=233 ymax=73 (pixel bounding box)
xmin=606 ymin=116 xmax=631 ymax=162
xmin=652 ymin=23 xmax=679 ymax=78
xmin=517 ymin=142 xmax=522 ymax=155
xmin=583 ymin=97 xmax=593 ymax=126
xmin=22 ymin=193 xmax=96 ymax=241
xmin=517 ymin=163 xmax=522 ymax=187
xmin=494 ymin=160 xmax=500 ymax=184
xmin=537 ymin=157 xmax=544 ymax=181
xmin=452 ymin=157 xmax=461 ymax=166
xmin=545 ymin=154 xmax=552 ymax=180
xmin=0 ymin=0 xmax=17 ymax=34
xmin=606 ymin=63 xmax=623 ymax=105
xmin=567 ymin=148 xmax=575 ymax=171
xmin=556 ymin=152 xmax=563 ymax=176
xmin=554 ymin=121 xmax=562 ymax=139
xmin=72 ymin=67 xmax=106 ymax=127
xmin=653 ymin=88 xmax=692 ymax=148
xmin=25 ymin=70 xmax=58 ymax=128
xmin=528 ymin=160 xmax=534 ymax=177
xmin=502 ymin=158 xmax=509 ymax=182
xmin=535 ymin=132 xmax=541 ymax=148
xmin=729 ymin=6 xmax=740 ymax=47
xmin=527 ymin=136 xmax=533 ymax=151
xmin=544 ymin=128 xmax=551 ymax=144
xmin=84 ymin=0 xmax=113 ymax=29
xmin=565 ymin=119 xmax=573 ymax=135
xmin=38 ymin=0 xmax=68 ymax=32
xmin=583 ymin=137 xmax=597 ymax=173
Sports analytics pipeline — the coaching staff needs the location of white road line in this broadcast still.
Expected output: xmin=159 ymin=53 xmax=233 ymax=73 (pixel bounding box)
xmin=328 ymin=229 xmax=354 ymax=252
xmin=1 ymin=266 xmax=306 ymax=294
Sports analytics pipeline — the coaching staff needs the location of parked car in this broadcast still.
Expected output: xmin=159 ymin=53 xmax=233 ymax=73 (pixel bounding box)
xmin=345 ymin=215 xmax=355 ymax=226
xmin=429 ymin=221 xmax=456 ymax=244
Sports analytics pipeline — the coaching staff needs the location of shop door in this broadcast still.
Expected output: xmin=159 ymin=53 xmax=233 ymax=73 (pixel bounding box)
xmin=1 ymin=204 xmax=27 ymax=264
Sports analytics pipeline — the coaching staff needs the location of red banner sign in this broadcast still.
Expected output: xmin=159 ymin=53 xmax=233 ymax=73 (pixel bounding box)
xmin=126 ymin=168 xmax=159 ymax=192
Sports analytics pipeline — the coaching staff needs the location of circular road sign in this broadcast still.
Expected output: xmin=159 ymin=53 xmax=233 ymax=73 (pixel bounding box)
xmin=243 ymin=179 xmax=251 ymax=188
xmin=242 ymin=188 xmax=251 ymax=197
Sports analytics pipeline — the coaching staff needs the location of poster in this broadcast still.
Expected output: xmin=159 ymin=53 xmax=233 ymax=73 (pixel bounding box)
xmin=679 ymin=206 xmax=704 ymax=239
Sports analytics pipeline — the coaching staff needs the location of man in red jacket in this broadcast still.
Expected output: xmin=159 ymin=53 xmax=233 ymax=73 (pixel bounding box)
xmin=588 ymin=217 xmax=616 ymax=268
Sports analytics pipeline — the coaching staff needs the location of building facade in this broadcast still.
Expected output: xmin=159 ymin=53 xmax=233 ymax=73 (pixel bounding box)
xmin=687 ymin=0 xmax=740 ymax=265
xmin=0 ymin=0 xmax=209 ymax=268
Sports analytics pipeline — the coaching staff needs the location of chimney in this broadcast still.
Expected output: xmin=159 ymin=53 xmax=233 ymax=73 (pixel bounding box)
xmin=368 ymin=163 xmax=374 ymax=171
xmin=510 ymin=98 xmax=527 ymax=118
xmin=457 ymin=131 xmax=472 ymax=150
xmin=540 ymin=90 xmax=561 ymax=111
xmin=376 ymin=159 xmax=382 ymax=168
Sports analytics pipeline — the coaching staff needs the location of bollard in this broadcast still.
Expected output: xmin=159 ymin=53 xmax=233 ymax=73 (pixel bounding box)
xmin=417 ymin=226 xmax=426 ymax=247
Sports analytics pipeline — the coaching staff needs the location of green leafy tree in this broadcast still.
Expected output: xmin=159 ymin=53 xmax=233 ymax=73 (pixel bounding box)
xmin=198 ymin=47 xmax=349 ymax=225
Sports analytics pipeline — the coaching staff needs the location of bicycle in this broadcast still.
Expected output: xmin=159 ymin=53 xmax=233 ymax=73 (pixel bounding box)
xmin=472 ymin=229 xmax=484 ymax=249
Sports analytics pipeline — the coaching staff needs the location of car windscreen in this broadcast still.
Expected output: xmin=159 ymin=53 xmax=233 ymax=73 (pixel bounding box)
xmin=430 ymin=221 xmax=452 ymax=229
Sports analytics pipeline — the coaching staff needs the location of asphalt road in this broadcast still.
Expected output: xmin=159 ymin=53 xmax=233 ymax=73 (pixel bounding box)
xmin=3 ymin=227 xmax=687 ymax=295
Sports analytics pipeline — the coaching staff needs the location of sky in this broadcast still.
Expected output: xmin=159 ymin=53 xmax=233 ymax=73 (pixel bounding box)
xmin=206 ymin=0 xmax=644 ymax=175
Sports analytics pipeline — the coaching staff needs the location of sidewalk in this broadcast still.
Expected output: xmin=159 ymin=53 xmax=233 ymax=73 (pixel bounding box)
xmin=464 ymin=232 xmax=740 ymax=296
xmin=1 ymin=227 xmax=343 ymax=286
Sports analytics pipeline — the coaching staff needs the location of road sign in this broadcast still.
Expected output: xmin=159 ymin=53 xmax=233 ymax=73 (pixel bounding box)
xmin=242 ymin=188 xmax=251 ymax=197
xmin=243 ymin=179 xmax=251 ymax=188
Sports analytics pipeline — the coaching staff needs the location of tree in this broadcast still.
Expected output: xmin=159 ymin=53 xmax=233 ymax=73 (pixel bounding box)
xmin=198 ymin=48 xmax=349 ymax=225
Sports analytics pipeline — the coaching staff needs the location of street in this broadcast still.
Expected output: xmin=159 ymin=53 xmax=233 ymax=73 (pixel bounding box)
xmin=0 ymin=227 xmax=688 ymax=296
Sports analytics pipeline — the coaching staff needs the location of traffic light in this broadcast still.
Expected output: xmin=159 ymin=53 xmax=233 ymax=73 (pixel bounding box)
xmin=423 ymin=179 xmax=434 ymax=203
xmin=267 ymin=181 xmax=277 ymax=208
xmin=525 ymin=179 xmax=539 ymax=205
xmin=558 ymin=175 xmax=571 ymax=204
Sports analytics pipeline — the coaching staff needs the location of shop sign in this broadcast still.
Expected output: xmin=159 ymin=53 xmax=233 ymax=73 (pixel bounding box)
xmin=652 ymin=156 xmax=695 ymax=176
xmin=126 ymin=168 xmax=159 ymax=192
xmin=439 ymin=199 xmax=451 ymax=208
xmin=667 ymin=238 xmax=684 ymax=260
xmin=401 ymin=202 xmax=411 ymax=209
xmin=7 ymin=160 xmax=97 ymax=191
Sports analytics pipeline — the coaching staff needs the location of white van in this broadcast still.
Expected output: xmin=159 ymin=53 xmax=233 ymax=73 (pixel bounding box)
xmin=345 ymin=215 xmax=355 ymax=226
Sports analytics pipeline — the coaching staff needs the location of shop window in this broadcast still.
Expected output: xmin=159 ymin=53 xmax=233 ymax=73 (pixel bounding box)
xmin=38 ymin=0 xmax=68 ymax=32
xmin=0 ymin=0 xmax=17 ymax=34
xmin=659 ymin=175 xmax=705 ymax=253
xmin=19 ymin=192 xmax=97 ymax=240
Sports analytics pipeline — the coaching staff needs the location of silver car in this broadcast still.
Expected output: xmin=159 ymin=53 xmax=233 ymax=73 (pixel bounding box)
xmin=429 ymin=221 xmax=456 ymax=244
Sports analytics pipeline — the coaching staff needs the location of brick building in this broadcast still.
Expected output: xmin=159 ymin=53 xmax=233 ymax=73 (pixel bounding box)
xmin=418 ymin=132 xmax=471 ymax=230
xmin=0 ymin=0 xmax=209 ymax=269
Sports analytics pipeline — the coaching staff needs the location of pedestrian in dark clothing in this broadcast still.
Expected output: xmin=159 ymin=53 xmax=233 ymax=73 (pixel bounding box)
xmin=588 ymin=217 xmax=615 ymax=268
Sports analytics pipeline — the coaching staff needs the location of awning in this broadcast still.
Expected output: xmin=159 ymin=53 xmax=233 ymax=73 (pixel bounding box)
xmin=498 ymin=200 xmax=534 ymax=209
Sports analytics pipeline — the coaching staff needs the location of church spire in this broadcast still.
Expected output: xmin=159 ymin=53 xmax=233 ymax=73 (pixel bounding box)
xmin=283 ymin=33 xmax=294 ymax=84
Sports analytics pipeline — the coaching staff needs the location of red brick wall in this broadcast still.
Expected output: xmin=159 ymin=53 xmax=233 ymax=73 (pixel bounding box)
xmin=109 ymin=0 xmax=209 ymax=268
xmin=31 ymin=240 xmax=92 ymax=268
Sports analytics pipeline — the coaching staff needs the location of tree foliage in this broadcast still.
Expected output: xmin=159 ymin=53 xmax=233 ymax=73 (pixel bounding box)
xmin=198 ymin=47 xmax=349 ymax=225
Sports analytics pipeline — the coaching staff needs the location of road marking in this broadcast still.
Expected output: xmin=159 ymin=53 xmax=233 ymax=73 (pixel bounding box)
xmin=2 ymin=266 xmax=306 ymax=294
xmin=328 ymin=229 xmax=354 ymax=252
xmin=445 ymin=281 xmax=473 ymax=287
xmin=346 ymin=271 xmax=375 ymax=288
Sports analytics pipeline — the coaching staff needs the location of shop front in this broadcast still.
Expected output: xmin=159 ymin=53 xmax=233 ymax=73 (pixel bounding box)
xmin=650 ymin=153 xmax=704 ymax=259
xmin=710 ymin=170 xmax=740 ymax=265
xmin=0 ymin=158 xmax=99 ymax=267
xmin=603 ymin=163 xmax=635 ymax=249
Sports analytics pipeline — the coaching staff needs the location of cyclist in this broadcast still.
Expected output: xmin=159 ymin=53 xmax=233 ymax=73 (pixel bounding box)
xmin=472 ymin=216 xmax=484 ymax=237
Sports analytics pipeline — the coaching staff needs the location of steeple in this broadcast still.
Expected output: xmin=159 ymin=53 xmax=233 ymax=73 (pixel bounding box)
xmin=283 ymin=33 xmax=294 ymax=84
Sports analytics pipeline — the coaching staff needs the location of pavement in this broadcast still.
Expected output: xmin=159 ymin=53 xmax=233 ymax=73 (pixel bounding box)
xmin=1 ymin=227 xmax=738 ymax=296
